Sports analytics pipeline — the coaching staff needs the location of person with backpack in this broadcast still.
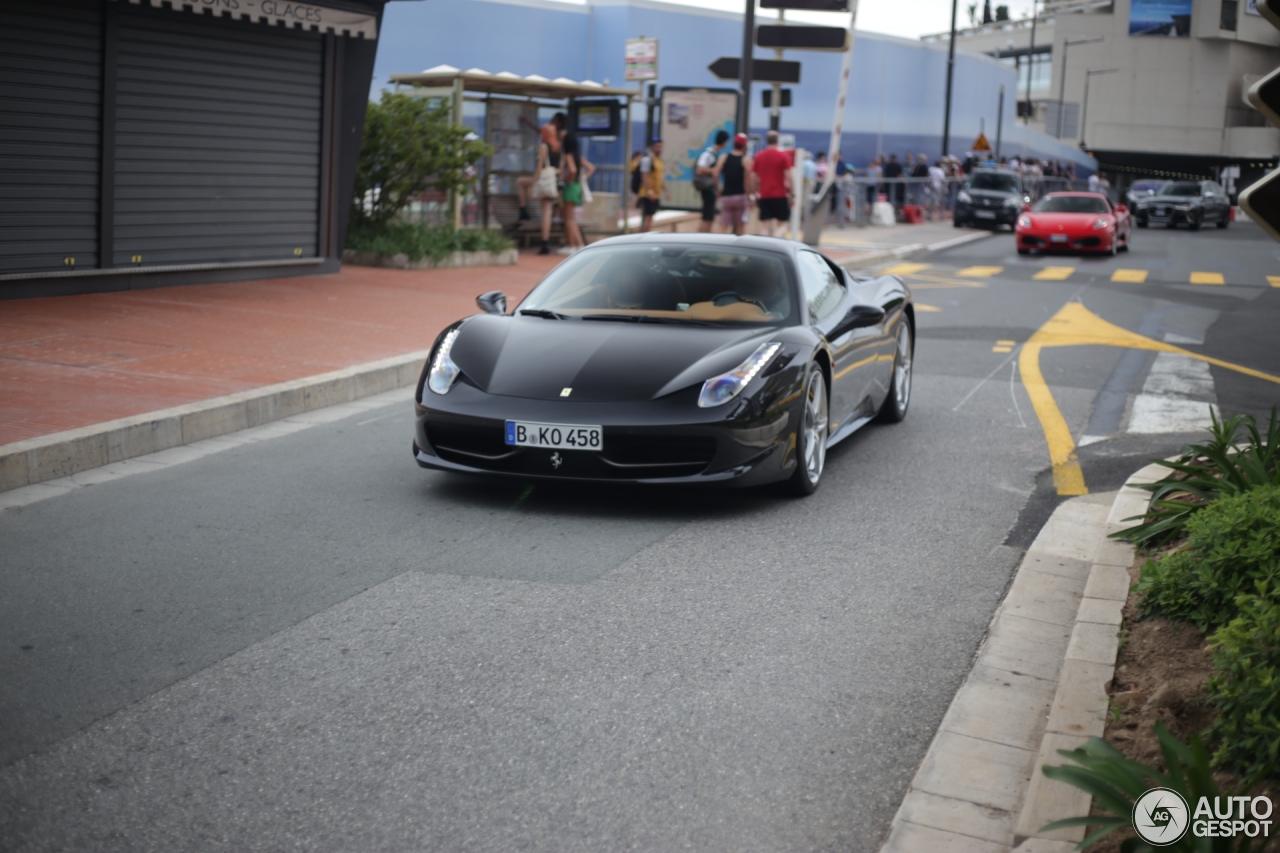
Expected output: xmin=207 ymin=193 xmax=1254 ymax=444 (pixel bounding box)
xmin=629 ymin=150 xmax=643 ymax=205
xmin=715 ymin=133 xmax=753 ymax=235
xmin=694 ymin=130 xmax=730 ymax=233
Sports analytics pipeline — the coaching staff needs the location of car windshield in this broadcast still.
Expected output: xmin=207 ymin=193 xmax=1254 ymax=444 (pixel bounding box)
xmin=1032 ymin=196 xmax=1111 ymax=214
xmin=1157 ymin=181 xmax=1202 ymax=197
xmin=968 ymin=172 xmax=1020 ymax=192
xmin=518 ymin=245 xmax=797 ymax=325
xmin=1131 ymin=181 xmax=1161 ymax=193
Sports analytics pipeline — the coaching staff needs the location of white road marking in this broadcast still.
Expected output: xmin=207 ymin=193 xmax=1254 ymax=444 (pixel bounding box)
xmin=1126 ymin=333 xmax=1219 ymax=434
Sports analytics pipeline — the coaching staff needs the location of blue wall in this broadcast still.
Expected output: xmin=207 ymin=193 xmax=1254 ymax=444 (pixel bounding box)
xmin=376 ymin=0 xmax=1094 ymax=171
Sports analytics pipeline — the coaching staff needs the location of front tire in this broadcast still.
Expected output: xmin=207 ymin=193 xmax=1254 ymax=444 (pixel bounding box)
xmin=1189 ymin=214 xmax=1202 ymax=231
xmin=786 ymin=364 xmax=829 ymax=496
xmin=876 ymin=320 xmax=913 ymax=424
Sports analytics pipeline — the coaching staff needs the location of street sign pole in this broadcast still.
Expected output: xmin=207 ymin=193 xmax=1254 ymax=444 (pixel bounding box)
xmin=739 ymin=0 xmax=755 ymax=136
xmin=995 ymin=84 xmax=1004 ymax=160
xmin=771 ymin=8 xmax=784 ymax=131
xmin=814 ymin=0 xmax=859 ymax=206
xmin=942 ymin=0 xmax=957 ymax=156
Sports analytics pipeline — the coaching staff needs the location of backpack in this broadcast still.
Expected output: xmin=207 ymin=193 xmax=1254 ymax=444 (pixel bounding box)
xmin=631 ymin=160 xmax=644 ymax=194
xmin=692 ymin=149 xmax=716 ymax=192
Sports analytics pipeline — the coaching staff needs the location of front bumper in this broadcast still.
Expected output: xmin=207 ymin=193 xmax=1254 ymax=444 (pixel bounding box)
xmin=955 ymin=202 xmax=1019 ymax=225
xmin=1017 ymin=231 xmax=1114 ymax=252
xmin=1139 ymin=206 xmax=1196 ymax=225
xmin=413 ymin=374 xmax=805 ymax=488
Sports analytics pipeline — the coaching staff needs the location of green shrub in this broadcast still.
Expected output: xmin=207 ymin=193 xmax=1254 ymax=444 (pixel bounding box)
xmin=1112 ymin=408 xmax=1280 ymax=548
xmin=346 ymin=220 xmax=514 ymax=263
xmin=1206 ymin=593 xmax=1280 ymax=780
xmin=1040 ymin=722 xmax=1268 ymax=851
xmin=1136 ymin=485 xmax=1280 ymax=630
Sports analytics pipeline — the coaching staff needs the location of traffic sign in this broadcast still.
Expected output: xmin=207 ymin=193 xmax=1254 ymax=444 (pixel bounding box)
xmin=756 ymin=25 xmax=849 ymax=51
xmin=1240 ymin=0 xmax=1280 ymax=241
xmin=708 ymin=57 xmax=802 ymax=84
xmin=760 ymin=0 xmax=849 ymax=10
xmin=762 ymin=88 xmax=792 ymax=108
xmin=972 ymin=132 xmax=991 ymax=152
xmin=625 ymin=38 xmax=658 ymax=82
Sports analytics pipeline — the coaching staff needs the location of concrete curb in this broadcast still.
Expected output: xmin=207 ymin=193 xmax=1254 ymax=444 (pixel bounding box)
xmin=0 ymin=350 xmax=431 ymax=494
xmin=879 ymin=463 xmax=1164 ymax=853
xmin=834 ymin=229 xmax=994 ymax=272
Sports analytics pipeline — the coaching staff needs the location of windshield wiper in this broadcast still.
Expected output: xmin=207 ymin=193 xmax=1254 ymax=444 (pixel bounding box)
xmin=580 ymin=313 xmax=711 ymax=326
xmin=519 ymin=309 xmax=569 ymax=320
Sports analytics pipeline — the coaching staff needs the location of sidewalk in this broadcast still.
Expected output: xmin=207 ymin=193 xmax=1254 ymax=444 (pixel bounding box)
xmin=819 ymin=219 xmax=993 ymax=268
xmin=0 ymin=255 xmax=558 ymax=449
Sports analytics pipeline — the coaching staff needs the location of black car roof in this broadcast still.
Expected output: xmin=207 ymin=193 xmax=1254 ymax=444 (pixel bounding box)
xmin=585 ymin=232 xmax=803 ymax=255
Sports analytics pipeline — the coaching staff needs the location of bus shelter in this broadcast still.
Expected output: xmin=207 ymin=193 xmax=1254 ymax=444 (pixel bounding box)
xmin=389 ymin=66 xmax=640 ymax=237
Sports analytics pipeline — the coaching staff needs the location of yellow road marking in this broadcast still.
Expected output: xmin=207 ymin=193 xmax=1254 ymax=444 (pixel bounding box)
xmin=956 ymin=266 xmax=1003 ymax=278
xmin=880 ymin=263 xmax=931 ymax=276
xmin=1190 ymin=271 xmax=1225 ymax=285
xmin=915 ymin=303 xmax=942 ymax=312
xmin=1033 ymin=266 xmax=1075 ymax=281
xmin=996 ymin=339 xmax=1016 ymax=346
xmin=992 ymin=346 xmax=1013 ymax=353
xmin=1111 ymin=268 xmax=1148 ymax=283
xmin=1268 ymin=276 xmax=1280 ymax=288
xmin=1020 ymin=301 xmax=1280 ymax=496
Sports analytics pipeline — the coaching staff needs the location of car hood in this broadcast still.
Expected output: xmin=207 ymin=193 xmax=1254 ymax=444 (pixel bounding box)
xmin=1141 ymin=194 xmax=1200 ymax=205
xmin=449 ymin=314 xmax=782 ymax=402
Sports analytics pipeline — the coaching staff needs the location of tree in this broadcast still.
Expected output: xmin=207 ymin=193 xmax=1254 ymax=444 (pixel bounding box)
xmin=352 ymin=91 xmax=492 ymax=228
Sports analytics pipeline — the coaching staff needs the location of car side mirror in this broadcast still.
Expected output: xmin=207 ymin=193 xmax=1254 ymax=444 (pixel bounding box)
xmin=831 ymin=304 xmax=885 ymax=338
xmin=476 ymin=290 xmax=507 ymax=315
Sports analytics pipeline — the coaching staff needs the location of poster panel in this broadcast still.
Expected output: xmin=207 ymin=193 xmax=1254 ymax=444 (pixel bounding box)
xmin=658 ymin=87 xmax=739 ymax=210
xmin=1129 ymin=0 xmax=1193 ymax=36
xmin=488 ymin=100 xmax=539 ymax=176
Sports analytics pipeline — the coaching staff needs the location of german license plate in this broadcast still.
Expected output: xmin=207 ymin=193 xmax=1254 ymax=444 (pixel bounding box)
xmin=974 ymin=210 xmax=996 ymax=219
xmin=1050 ymin=233 xmax=1069 ymax=243
xmin=505 ymin=420 xmax=602 ymax=450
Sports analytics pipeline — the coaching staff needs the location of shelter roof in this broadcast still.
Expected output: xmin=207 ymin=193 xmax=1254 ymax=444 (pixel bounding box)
xmin=390 ymin=65 xmax=638 ymax=99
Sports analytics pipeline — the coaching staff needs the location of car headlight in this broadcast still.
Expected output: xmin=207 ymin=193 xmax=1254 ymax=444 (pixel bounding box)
xmin=1003 ymin=196 xmax=1020 ymax=207
xmin=697 ymin=342 xmax=781 ymax=408
xmin=957 ymin=191 xmax=971 ymax=203
xmin=1092 ymin=218 xmax=1111 ymax=230
xmin=427 ymin=328 xmax=462 ymax=395
xmin=1018 ymin=216 xmax=1031 ymax=228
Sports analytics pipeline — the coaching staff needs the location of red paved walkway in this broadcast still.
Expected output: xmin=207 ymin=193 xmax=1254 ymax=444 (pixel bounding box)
xmin=0 ymin=255 xmax=559 ymax=446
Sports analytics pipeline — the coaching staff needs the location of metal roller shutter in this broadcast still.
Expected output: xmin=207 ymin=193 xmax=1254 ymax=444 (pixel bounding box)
xmin=113 ymin=6 xmax=323 ymax=267
xmin=0 ymin=0 xmax=102 ymax=274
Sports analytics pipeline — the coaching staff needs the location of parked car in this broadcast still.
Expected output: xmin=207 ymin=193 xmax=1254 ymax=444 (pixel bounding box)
xmin=953 ymin=169 xmax=1031 ymax=230
xmin=413 ymin=234 xmax=915 ymax=496
xmin=1133 ymin=180 xmax=1231 ymax=230
xmin=1015 ymin=192 xmax=1131 ymax=256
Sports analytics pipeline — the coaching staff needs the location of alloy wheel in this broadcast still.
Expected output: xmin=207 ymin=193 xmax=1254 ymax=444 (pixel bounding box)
xmin=802 ymin=369 xmax=828 ymax=484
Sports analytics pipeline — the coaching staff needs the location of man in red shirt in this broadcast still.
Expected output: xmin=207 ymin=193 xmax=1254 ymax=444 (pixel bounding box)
xmin=752 ymin=130 xmax=794 ymax=237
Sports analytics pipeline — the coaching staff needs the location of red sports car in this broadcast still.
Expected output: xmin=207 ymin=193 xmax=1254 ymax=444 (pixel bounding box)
xmin=1015 ymin=192 xmax=1131 ymax=255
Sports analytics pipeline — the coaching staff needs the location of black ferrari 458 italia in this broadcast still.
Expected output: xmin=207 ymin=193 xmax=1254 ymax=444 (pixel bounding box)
xmin=413 ymin=233 xmax=914 ymax=494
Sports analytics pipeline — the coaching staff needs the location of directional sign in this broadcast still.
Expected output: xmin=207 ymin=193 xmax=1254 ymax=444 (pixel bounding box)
xmin=708 ymin=57 xmax=802 ymax=85
xmin=761 ymin=0 xmax=849 ymax=10
xmin=756 ymin=25 xmax=849 ymax=51
xmin=762 ymin=88 xmax=792 ymax=108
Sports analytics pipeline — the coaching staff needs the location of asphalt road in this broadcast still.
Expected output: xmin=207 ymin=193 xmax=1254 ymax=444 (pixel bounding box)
xmin=2 ymin=221 xmax=1278 ymax=852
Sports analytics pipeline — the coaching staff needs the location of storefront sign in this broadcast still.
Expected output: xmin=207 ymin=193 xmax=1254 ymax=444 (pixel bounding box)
xmin=117 ymin=0 xmax=378 ymax=39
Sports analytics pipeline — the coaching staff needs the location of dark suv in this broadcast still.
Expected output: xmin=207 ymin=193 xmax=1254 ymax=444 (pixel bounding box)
xmin=1134 ymin=180 xmax=1231 ymax=230
xmin=953 ymin=169 xmax=1031 ymax=230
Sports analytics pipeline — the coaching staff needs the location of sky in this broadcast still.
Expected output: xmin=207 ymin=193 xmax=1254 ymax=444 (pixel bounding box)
xmin=599 ymin=0 xmax=1039 ymax=40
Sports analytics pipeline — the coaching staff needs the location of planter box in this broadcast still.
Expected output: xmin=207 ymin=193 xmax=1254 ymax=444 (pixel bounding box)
xmin=342 ymin=248 xmax=518 ymax=270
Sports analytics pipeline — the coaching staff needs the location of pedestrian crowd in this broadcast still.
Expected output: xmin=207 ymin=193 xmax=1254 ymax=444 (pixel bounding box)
xmin=516 ymin=111 xmax=596 ymax=256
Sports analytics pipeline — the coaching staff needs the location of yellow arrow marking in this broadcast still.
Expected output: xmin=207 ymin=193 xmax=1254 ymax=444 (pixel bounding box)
xmin=1190 ymin=271 xmax=1225 ymax=285
xmin=1020 ymin=301 xmax=1280 ymax=496
xmin=1033 ymin=266 xmax=1076 ymax=281
xmin=880 ymin=263 xmax=931 ymax=276
xmin=957 ymin=266 xmax=1004 ymax=278
xmin=1111 ymin=268 xmax=1148 ymax=283
xmin=1268 ymin=276 xmax=1280 ymax=288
